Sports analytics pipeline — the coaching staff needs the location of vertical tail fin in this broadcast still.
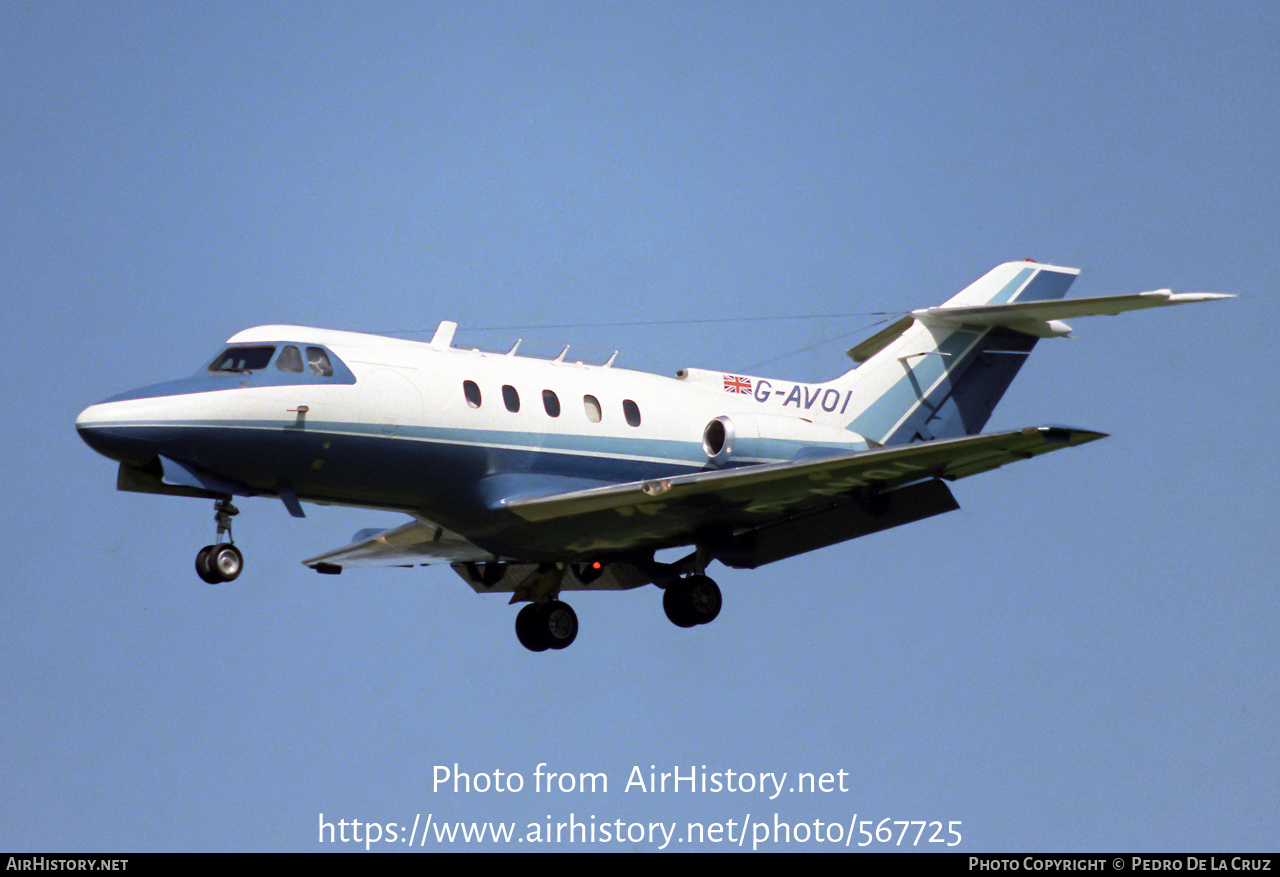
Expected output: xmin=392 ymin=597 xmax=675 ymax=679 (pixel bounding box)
xmin=839 ymin=261 xmax=1079 ymax=445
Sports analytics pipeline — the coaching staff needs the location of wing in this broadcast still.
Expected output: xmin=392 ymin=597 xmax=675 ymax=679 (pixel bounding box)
xmin=303 ymin=517 xmax=491 ymax=571
xmin=509 ymin=426 xmax=1102 ymax=520
xmin=499 ymin=426 xmax=1106 ymax=567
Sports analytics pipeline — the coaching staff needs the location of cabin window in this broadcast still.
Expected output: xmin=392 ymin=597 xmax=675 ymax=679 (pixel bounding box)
xmin=209 ymin=346 xmax=275 ymax=373
xmin=583 ymin=394 xmax=602 ymax=423
xmin=623 ymin=399 xmax=641 ymax=427
xmin=306 ymin=347 xmax=334 ymax=377
xmin=276 ymin=345 xmax=304 ymax=373
xmin=463 ymin=380 xmax=482 ymax=408
xmin=542 ymin=390 xmax=561 ymax=417
xmin=502 ymin=385 xmax=520 ymax=412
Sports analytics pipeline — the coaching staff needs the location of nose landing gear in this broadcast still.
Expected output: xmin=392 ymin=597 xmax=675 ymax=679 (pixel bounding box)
xmin=195 ymin=498 xmax=243 ymax=584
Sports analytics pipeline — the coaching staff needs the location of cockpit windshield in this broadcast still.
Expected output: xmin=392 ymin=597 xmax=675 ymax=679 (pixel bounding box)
xmin=208 ymin=346 xmax=276 ymax=373
xmin=206 ymin=343 xmax=349 ymax=381
xmin=275 ymin=345 xmax=304 ymax=373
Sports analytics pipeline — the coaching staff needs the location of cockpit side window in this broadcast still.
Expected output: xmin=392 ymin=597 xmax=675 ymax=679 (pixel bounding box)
xmin=209 ymin=346 xmax=276 ymax=373
xmin=306 ymin=347 xmax=334 ymax=377
xmin=276 ymin=345 xmax=304 ymax=373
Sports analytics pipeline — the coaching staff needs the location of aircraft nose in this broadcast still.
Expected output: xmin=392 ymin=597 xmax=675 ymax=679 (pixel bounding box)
xmin=76 ymin=400 xmax=160 ymax=466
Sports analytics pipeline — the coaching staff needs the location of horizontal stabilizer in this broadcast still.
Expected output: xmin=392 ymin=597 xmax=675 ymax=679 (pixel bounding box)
xmin=915 ymin=290 xmax=1233 ymax=336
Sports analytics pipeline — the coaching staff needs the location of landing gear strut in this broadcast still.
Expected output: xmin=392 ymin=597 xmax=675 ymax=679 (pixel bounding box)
xmin=663 ymin=574 xmax=722 ymax=628
xmin=515 ymin=601 xmax=578 ymax=652
xmin=195 ymin=498 xmax=243 ymax=584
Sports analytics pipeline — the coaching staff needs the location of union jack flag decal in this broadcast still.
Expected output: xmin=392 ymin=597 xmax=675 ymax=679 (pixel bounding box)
xmin=723 ymin=374 xmax=753 ymax=394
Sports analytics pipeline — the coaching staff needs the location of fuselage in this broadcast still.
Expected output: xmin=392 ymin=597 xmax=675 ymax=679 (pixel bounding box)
xmin=75 ymin=324 xmax=871 ymax=559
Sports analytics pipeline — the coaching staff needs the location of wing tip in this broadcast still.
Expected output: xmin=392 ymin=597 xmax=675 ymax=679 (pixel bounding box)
xmin=1022 ymin=425 xmax=1109 ymax=445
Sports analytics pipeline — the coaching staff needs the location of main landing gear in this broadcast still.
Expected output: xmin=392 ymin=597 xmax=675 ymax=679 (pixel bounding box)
xmin=195 ymin=498 xmax=243 ymax=584
xmin=512 ymin=571 xmax=724 ymax=652
xmin=515 ymin=601 xmax=579 ymax=652
xmin=663 ymin=574 xmax=722 ymax=628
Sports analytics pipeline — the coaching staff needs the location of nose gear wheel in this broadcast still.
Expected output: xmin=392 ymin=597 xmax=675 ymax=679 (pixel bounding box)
xmin=195 ymin=498 xmax=243 ymax=584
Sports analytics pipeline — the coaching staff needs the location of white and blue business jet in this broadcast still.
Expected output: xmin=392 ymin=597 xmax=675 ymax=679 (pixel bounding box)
xmin=77 ymin=261 xmax=1228 ymax=651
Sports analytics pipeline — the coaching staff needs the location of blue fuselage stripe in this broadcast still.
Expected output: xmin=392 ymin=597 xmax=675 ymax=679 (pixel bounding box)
xmin=80 ymin=418 xmax=710 ymax=520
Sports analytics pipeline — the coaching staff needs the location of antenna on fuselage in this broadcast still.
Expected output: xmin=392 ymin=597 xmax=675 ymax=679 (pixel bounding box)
xmin=604 ymin=351 xmax=618 ymax=367
xmin=430 ymin=321 xmax=458 ymax=350
xmin=507 ymin=339 xmax=522 ymax=355
xmin=554 ymin=345 xmax=569 ymax=362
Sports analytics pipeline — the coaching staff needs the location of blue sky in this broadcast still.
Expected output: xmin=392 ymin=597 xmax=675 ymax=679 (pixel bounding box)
xmin=2 ymin=1 xmax=1276 ymax=852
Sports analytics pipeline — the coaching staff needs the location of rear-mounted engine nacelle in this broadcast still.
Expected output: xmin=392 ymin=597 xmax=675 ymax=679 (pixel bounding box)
xmin=702 ymin=414 xmax=871 ymax=466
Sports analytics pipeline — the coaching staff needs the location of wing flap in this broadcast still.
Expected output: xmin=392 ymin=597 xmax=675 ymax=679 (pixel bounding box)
xmin=715 ymin=478 xmax=961 ymax=569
